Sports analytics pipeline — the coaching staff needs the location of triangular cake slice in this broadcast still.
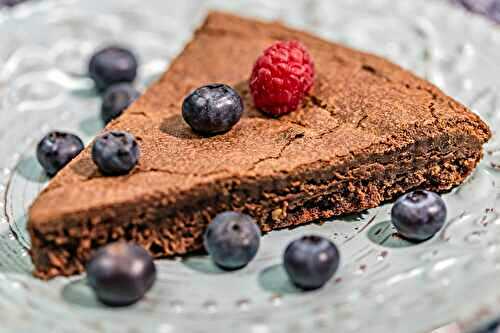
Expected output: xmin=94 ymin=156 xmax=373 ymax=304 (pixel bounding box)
xmin=29 ymin=12 xmax=491 ymax=279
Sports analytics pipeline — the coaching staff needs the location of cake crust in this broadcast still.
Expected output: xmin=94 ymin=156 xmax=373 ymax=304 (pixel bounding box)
xmin=28 ymin=12 xmax=491 ymax=279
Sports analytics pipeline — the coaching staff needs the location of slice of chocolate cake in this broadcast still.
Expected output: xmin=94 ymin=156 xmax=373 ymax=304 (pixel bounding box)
xmin=28 ymin=12 xmax=491 ymax=279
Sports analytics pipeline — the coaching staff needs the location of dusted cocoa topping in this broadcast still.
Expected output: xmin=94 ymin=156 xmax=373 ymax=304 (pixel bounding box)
xmin=28 ymin=11 xmax=491 ymax=279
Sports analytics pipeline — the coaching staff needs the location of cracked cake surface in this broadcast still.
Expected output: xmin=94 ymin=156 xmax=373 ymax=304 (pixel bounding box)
xmin=28 ymin=11 xmax=491 ymax=279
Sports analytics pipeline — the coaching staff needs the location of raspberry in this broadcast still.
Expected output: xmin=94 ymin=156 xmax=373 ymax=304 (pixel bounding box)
xmin=250 ymin=40 xmax=315 ymax=116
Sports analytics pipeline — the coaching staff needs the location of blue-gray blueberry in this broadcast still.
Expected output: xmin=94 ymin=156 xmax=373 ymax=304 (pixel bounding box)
xmin=101 ymin=83 xmax=140 ymax=124
xmin=91 ymin=131 xmax=139 ymax=175
xmin=182 ymin=84 xmax=244 ymax=135
xmin=89 ymin=46 xmax=138 ymax=91
xmin=86 ymin=242 xmax=156 ymax=307
xmin=36 ymin=131 xmax=84 ymax=176
xmin=203 ymin=211 xmax=261 ymax=270
xmin=391 ymin=190 xmax=447 ymax=241
xmin=284 ymin=235 xmax=340 ymax=290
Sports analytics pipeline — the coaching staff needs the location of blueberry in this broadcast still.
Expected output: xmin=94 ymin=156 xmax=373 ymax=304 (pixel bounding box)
xmin=101 ymin=83 xmax=140 ymax=124
xmin=88 ymin=46 xmax=138 ymax=91
xmin=182 ymin=84 xmax=244 ymax=135
xmin=86 ymin=242 xmax=156 ymax=307
xmin=91 ymin=131 xmax=139 ymax=175
xmin=203 ymin=211 xmax=261 ymax=270
xmin=284 ymin=235 xmax=340 ymax=290
xmin=36 ymin=131 xmax=84 ymax=176
xmin=391 ymin=190 xmax=447 ymax=241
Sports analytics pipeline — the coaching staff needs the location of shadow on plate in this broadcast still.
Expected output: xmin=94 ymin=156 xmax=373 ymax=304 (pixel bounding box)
xmin=62 ymin=277 xmax=104 ymax=308
xmin=366 ymin=220 xmax=420 ymax=248
xmin=181 ymin=255 xmax=227 ymax=274
xmin=258 ymin=264 xmax=300 ymax=295
xmin=340 ymin=211 xmax=369 ymax=223
xmin=15 ymin=156 xmax=48 ymax=183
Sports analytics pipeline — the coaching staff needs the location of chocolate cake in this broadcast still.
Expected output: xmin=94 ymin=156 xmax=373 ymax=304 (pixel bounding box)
xmin=28 ymin=12 xmax=491 ymax=279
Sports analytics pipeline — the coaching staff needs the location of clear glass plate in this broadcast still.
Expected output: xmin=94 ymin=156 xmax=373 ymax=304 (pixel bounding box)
xmin=0 ymin=0 xmax=499 ymax=332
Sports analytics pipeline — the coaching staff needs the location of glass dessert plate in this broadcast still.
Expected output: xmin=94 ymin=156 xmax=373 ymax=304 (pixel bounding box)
xmin=0 ymin=0 xmax=499 ymax=332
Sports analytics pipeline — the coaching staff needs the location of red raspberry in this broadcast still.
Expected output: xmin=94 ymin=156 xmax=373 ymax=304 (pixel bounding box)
xmin=250 ymin=40 xmax=315 ymax=116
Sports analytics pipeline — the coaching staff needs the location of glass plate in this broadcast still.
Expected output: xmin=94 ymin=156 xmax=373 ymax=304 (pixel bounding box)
xmin=0 ymin=0 xmax=499 ymax=332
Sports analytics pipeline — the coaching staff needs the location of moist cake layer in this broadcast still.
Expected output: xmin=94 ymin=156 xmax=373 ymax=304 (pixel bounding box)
xmin=28 ymin=12 xmax=491 ymax=279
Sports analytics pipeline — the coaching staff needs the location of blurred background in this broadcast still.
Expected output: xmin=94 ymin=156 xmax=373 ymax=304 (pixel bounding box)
xmin=2 ymin=0 xmax=500 ymax=21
